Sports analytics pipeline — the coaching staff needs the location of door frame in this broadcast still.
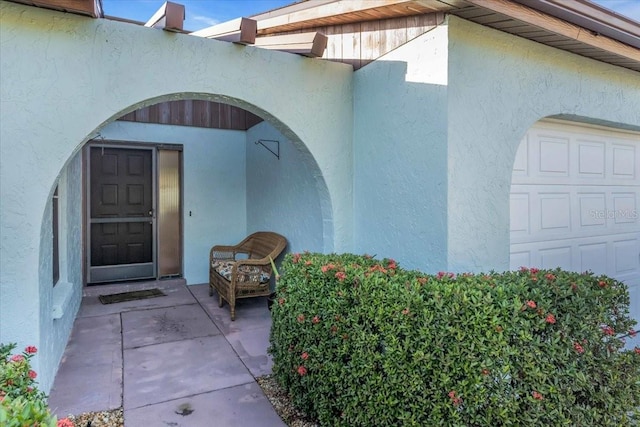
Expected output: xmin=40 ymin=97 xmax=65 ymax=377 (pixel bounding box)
xmin=85 ymin=142 xmax=158 ymax=284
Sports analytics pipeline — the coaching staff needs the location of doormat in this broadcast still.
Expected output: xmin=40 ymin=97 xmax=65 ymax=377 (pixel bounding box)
xmin=98 ymin=288 xmax=166 ymax=305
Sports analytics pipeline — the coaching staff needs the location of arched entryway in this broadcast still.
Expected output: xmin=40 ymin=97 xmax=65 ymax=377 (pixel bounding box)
xmin=0 ymin=3 xmax=353 ymax=392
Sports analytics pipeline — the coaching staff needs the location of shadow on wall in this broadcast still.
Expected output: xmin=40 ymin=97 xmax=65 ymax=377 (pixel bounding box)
xmin=353 ymin=59 xmax=448 ymax=272
xmin=246 ymin=121 xmax=326 ymax=255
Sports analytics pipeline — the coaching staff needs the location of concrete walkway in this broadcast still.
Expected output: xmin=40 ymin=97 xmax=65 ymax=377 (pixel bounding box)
xmin=48 ymin=280 xmax=285 ymax=426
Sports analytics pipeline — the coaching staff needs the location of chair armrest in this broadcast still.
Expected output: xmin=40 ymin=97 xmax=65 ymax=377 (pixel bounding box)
xmin=210 ymin=245 xmax=236 ymax=262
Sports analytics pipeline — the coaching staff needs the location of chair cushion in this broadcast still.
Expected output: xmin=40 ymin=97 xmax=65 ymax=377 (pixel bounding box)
xmin=212 ymin=260 xmax=271 ymax=283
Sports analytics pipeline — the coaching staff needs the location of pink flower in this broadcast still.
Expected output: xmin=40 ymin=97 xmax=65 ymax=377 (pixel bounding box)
xmin=530 ymin=268 xmax=540 ymax=274
xmin=481 ymin=368 xmax=490 ymax=376
xmin=574 ymin=342 xmax=585 ymax=354
xmin=292 ymin=253 xmax=301 ymax=263
xmin=304 ymin=260 xmax=312 ymax=266
xmin=312 ymin=315 xmax=320 ymax=324
xmin=28 ymin=370 xmax=37 ymax=379
xmin=24 ymin=346 xmax=37 ymax=354
xmin=519 ymin=266 xmax=529 ymax=272
xmin=301 ymin=352 xmax=309 ymax=360
xmin=634 ymin=347 xmax=640 ymax=355
xmin=387 ymin=259 xmax=397 ymax=269
xmin=602 ymin=326 xmax=615 ymax=336
xmin=598 ymin=280 xmax=608 ymax=288
xmin=526 ymin=300 xmax=536 ymax=309
xmin=297 ymin=365 xmax=307 ymax=376
xmin=297 ymin=314 xmax=305 ymax=323
xmin=545 ymin=313 xmax=556 ymax=324
xmin=545 ymin=273 xmax=556 ymax=281
xmin=447 ymin=391 xmax=462 ymax=406
xmin=57 ymin=418 xmax=74 ymax=427
xmin=335 ymin=271 xmax=346 ymax=282
xmin=532 ymin=391 xmax=543 ymax=400
xmin=10 ymin=354 xmax=24 ymax=363
xmin=278 ymin=298 xmax=285 ymax=306
xmin=401 ymin=308 xmax=410 ymax=315
xmin=629 ymin=329 xmax=637 ymax=338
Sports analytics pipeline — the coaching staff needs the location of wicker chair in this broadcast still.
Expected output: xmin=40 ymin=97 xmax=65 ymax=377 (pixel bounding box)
xmin=209 ymin=232 xmax=287 ymax=320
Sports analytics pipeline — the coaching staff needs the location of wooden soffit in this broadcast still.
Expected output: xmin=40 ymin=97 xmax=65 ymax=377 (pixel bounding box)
xmin=244 ymin=0 xmax=639 ymax=72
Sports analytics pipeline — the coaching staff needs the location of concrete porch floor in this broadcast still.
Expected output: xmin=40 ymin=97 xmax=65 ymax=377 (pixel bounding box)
xmin=48 ymin=280 xmax=285 ymax=426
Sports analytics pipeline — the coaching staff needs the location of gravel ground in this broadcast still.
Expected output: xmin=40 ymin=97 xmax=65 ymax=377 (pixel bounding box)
xmin=57 ymin=377 xmax=315 ymax=427
xmin=257 ymin=375 xmax=318 ymax=427
xmin=61 ymin=409 xmax=123 ymax=427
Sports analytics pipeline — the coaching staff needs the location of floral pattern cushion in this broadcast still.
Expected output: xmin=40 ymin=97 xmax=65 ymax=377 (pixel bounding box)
xmin=212 ymin=260 xmax=271 ymax=283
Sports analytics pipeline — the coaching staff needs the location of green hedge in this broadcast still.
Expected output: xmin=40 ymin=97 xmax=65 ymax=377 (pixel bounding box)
xmin=269 ymin=253 xmax=640 ymax=426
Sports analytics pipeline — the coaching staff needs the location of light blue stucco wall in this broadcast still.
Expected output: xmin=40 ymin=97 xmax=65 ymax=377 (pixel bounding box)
xmin=37 ymin=152 xmax=83 ymax=392
xmin=246 ymin=122 xmax=326 ymax=255
xmin=354 ymin=16 xmax=640 ymax=275
xmin=446 ymin=16 xmax=640 ymax=273
xmin=354 ymin=25 xmax=449 ymax=272
xmin=0 ymin=2 xmax=352 ymax=392
xmin=99 ymin=121 xmax=247 ymax=285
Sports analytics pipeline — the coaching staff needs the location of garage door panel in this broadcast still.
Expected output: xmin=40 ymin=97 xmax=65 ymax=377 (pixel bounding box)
xmin=578 ymin=192 xmax=607 ymax=227
xmin=614 ymin=239 xmax=640 ymax=275
xmin=540 ymin=193 xmax=571 ymax=231
xmin=513 ymin=135 xmax=529 ymax=176
xmin=612 ymin=193 xmax=638 ymax=224
xmin=510 ymin=251 xmax=532 ymax=270
xmin=509 ymin=193 xmax=530 ymax=234
xmin=612 ymin=144 xmax=636 ymax=179
xmin=540 ymin=246 xmax=573 ymax=270
xmin=510 ymin=121 xmax=640 ymax=296
xmin=539 ymin=136 xmax=570 ymax=176
xmin=578 ymin=242 xmax=608 ymax=276
xmin=577 ymin=140 xmax=606 ymax=177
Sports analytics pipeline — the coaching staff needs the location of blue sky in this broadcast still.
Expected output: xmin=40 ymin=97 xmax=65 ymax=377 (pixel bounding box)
xmin=102 ymin=0 xmax=639 ymax=32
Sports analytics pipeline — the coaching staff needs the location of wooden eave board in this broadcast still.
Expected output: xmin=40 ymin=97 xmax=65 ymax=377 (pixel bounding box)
xmin=257 ymin=1 xmax=454 ymax=35
xmin=7 ymin=0 xmax=102 ymax=17
xmin=451 ymin=5 xmax=639 ymax=72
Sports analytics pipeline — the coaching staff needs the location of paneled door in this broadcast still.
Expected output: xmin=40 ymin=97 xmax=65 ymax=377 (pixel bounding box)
xmin=88 ymin=146 xmax=156 ymax=283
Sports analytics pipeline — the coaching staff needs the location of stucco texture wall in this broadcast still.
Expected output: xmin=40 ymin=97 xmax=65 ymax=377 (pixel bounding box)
xmin=246 ymin=122 xmax=326 ymax=255
xmin=99 ymin=121 xmax=248 ymax=284
xmin=353 ymin=25 xmax=449 ymax=272
xmin=446 ymin=16 xmax=640 ymax=273
xmin=37 ymin=152 xmax=83 ymax=392
xmin=0 ymin=2 xmax=352 ymax=392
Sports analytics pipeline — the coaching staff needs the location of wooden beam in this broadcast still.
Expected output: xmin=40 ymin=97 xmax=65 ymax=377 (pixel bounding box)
xmin=144 ymin=1 xmax=185 ymax=32
xmin=254 ymin=32 xmax=329 ymax=57
xmin=7 ymin=0 xmax=103 ymax=18
xmin=190 ymin=17 xmax=257 ymax=45
xmin=464 ymin=0 xmax=640 ymax=62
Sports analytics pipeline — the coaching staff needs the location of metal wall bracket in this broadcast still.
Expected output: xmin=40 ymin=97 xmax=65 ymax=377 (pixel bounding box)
xmin=255 ymin=139 xmax=280 ymax=159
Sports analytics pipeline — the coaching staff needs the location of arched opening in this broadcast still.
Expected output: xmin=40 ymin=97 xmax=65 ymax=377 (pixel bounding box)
xmin=45 ymin=92 xmax=333 ymax=287
xmin=509 ymin=118 xmax=640 ymax=345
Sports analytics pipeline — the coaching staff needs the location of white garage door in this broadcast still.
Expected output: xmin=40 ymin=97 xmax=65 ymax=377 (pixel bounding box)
xmin=510 ymin=120 xmax=640 ymax=345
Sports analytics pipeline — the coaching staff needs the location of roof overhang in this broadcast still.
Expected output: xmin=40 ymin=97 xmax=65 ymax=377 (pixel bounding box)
xmin=239 ymin=0 xmax=640 ymax=72
xmin=5 ymin=0 xmax=640 ymax=72
xmin=7 ymin=0 xmax=103 ymax=18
